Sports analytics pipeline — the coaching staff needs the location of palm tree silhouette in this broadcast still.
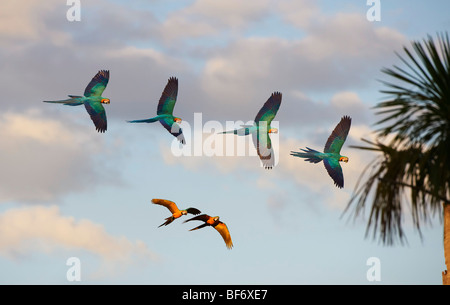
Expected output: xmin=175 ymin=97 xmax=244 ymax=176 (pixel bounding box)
xmin=344 ymin=32 xmax=450 ymax=284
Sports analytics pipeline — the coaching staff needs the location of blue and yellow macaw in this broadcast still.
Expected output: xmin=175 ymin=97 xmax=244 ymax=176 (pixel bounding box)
xmin=43 ymin=70 xmax=110 ymax=133
xmin=127 ymin=77 xmax=185 ymax=144
xmin=290 ymin=116 xmax=352 ymax=188
xmin=184 ymin=214 xmax=233 ymax=250
xmin=221 ymin=92 xmax=282 ymax=169
xmin=151 ymin=198 xmax=201 ymax=228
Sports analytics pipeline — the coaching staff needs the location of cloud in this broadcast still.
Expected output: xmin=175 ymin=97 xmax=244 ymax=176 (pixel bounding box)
xmin=0 ymin=0 xmax=71 ymax=48
xmin=277 ymin=0 xmax=321 ymax=29
xmin=195 ymin=12 xmax=407 ymax=122
xmin=0 ymin=205 xmax=157 ymax=275
xmin=0 ymin=1 xmax=407 ymax=130
xmin=0 ymin=110 xmax=120 ymax=203
xmin=159 ymin=0 xmax=271 ymax=43
xmin=160 ymin=133 xmax=261 ymax=174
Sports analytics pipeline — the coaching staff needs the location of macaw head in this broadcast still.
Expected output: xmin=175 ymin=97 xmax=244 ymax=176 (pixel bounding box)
xmin=101 ymin=98 xmax=110 ymax=104
xmin=268 ymin=128 xmax=278 ymax=134
xmin=174 ymin=117 xmax=182 ymax=124
xmin=181 ymin=210 xmax=188 ymax=215
xmin=339 ymin=156 xmax=349 ymax=163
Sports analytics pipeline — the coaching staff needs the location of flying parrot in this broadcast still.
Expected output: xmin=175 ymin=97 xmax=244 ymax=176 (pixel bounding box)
xmin=290 ymin=115 xmax=352 ymax=188
xmin=221 ymin=92 xmax=282 ymax=169
xmin=184 ymin=214 xmax=233 ymax=249
xmin=151 ymin=198 xmax=201 ymax=228
xmin=127 ymin=77 xmax=185 ymax=144
xmin=43 ymin=70 xmax=110 ymax=133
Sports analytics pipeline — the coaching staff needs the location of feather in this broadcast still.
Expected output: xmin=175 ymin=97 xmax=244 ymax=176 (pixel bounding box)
xmin=84 ymin=70 xmax=109 ymax=97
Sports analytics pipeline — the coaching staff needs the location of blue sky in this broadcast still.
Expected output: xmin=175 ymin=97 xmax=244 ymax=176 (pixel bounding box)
xmin=0 ymin=0 xmax=449 ymax=284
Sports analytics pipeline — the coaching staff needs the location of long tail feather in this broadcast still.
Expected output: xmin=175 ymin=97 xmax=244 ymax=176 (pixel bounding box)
xmin=127 ymin=117 xmax=160 ymax=123
xmin=220 ymin=130 xmax=237 ymax=134
xmin=290 ymin=147 xmax=322 ymax=163
xmin=220 ymin=128 xmax=250 ymax=135
xmin=43 ymin=97 xmax=83 ymax=106
xmin=158 ymin=216 xmax=173 ymax=228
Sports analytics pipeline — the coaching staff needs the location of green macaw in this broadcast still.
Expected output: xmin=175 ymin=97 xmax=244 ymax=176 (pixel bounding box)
xmin=43 ymin=70 xmax=110 ymax=133
xmin=290 ymin=115 xmax=352 ymax=188
xmin=127 ymin=77 xmax=185 ymax=144
xmin=221 ymin=92 xmax=282 ymax=169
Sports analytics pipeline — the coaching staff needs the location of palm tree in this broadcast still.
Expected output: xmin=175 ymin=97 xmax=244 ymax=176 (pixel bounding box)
xmin=344 ymin=32 xmax=450 ymax=284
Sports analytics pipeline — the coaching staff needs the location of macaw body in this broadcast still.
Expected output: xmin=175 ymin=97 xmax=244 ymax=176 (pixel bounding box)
xmin=221 ymin=92 xmax=282 ymax=169
xmin=290 ymin=116 xmax=351 ymax=188
xmin=128 ymin=77 xmax=185 ymax=144
xmin=184 ymin=214 xmax=233 ymax=249
xmin=43 ymin=70 xmax=110 ymax=133
xmin=151 ymin=198 xmax=201 ymax=227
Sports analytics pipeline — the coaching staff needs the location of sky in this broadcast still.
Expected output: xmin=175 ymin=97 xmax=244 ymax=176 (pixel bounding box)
xmin=0 ymin=0 xmax=449 ymax=285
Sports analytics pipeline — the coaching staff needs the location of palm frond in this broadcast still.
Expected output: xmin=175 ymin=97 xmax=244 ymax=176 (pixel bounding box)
xmin=346 ymin=32 xmax=450 ymax=245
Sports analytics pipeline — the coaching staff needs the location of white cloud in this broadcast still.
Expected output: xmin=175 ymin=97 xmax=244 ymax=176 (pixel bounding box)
xmin=196 ymin=15 xmax=406 ymax=121
xmin=330 ymin=91 xmax=363 ymax=109
xmin=160 ymin=0 xmax=271 ymax=42
xmin=160 ymin=133 xmax=261 ymax=174
xmin=0 ymin=205 xmax=157 ymax=274
xmin=0 ymin=110 xmax=119 ymax=203
xmin=0 ymin=0 xmax=72 ymax=48
xmin=277 ymin=0 xmax=321 ymax=29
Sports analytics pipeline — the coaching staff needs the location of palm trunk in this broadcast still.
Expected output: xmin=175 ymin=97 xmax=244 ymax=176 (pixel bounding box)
xmin=443 ymin=203 xmax=450 ymax=285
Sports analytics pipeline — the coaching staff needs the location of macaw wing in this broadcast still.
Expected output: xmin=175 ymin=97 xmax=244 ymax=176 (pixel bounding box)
xmin=151 ymin=198 xmax=180 ymax=214
xmin=213 ymin=221 xmax=233 ymax=249
xmin=251 ymin=130 xmax=275 ymax=169
xmin=324 ymin=115 xmax=351 ymax=154
xmin=84 ymin=70 xmax=109 ymax=97
xmin=160 ymin=117 xmax=185 ymax=144
xmin=186 ymin=207 xmax=201 ymax=215
xmin=254 ymin=91 xmax=282 ymax=126
xmin=84 ymin=101 xmax=107 ymax=133
xmin=323 ymin=158 xmax=344 ymax=188
xmin=157 ymin=77 xmax=178 ymax=115
xmin=183 ymin=214 xmax=211 ymax=224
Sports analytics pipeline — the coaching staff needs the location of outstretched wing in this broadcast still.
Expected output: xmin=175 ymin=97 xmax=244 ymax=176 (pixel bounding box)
xmin=186 ymin=207 xmax=201 ymax=215
xmin=160 ymin=117 xmax=185 ymax=144
xmin=157 ymin=77 xmax=178 ymax=115
xmin=254 ymin=92 xmax=282 ymax=126
xmin=183 ymin=214 xmax=211 ymax=224
xmin=151 ymin=198 xmax=180 ymax=214
xmin=84 ymin=101 xmax=107 ymax=133
xmin=324 ymin=116 xmax=351 ymax=154
xmin=252 ymin=130 xmax=275 ymax=169
xmin=84 ymin=70 xmax=109 ymax=97
xmin=323 ymin=158 xmax=344 ymax=188
xmin=213 ymin=221 xmax=233 ymax=249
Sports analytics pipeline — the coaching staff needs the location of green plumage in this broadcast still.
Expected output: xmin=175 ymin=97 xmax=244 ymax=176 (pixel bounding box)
xmin=43 ymin=70 xmax=110 ymax=133
xmin=290 ymin=116 xmax=351 ymax=188
xmin=254 ymin=92 xmax=282 ymax=128
xmin=157 ymin=77 xmax=178 ymax=115
xmin=221 ymin=91 xmax=282 ymax=169
xmin=324 ymin=116 xmax=351 ymax=154
xmin=127 ymin=77 xmax=185 ymax=144
xmin=84 ymin=70 xmax=109 ymax=97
